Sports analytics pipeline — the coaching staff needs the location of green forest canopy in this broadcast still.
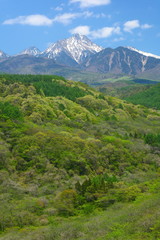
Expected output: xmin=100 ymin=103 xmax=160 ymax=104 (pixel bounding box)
xmin=0 ymin=74 xmax=160 ymax=239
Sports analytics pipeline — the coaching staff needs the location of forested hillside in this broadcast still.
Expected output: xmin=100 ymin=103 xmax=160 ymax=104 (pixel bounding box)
xmin=0 ymin=74 xmax=160 ymax=240
xmin=98 ymin=80 xmax=160 ymax=110
xmin=124 ymin=83 xmax=160 ymax=109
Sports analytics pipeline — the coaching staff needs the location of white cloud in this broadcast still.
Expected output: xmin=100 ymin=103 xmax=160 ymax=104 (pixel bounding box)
xmin=70 ymin=0 xmax=111 ymax=8
xmin=70 ymin=25 xmax=121 ymax=39
xmin=53 ymin=12 xmax=93 ymax=25
xmin=53 ymin=13 xmax=80 ymax=25
xmin=3 ymin=10 xmax=110 ymax=27
xmin=123 ymin=20 xmax=140 ymax=32
xmin=54 ymin=3 xmax=65 ymax=11
xmin=123 ymin=20 xmax=153 ymax=33
xmin=53 ymin=11 xmax=94 ymax=24
xmin=94 ymin=13 xmax=109 ymax=18
xmin=83 ymin=11 xmax=93 ymax=18
xmin=113 ymin=37 xmax=125 ymax=42
xmin=141 ymin=24 xmax=153 ymax=29
xmin=54 ymin=6 xmax=63 ymax=11
xmin=70 ymin=25 xmax=91 ymax=35
xmin=91 ymin=26 xmax=120 ymax=38
xmin=3 ymin=15 xmax=53 ymax=26
xmin=3 ymin=12 xmax=90 ymax=26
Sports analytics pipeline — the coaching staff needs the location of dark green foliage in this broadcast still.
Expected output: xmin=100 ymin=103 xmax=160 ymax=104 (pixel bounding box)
xmin=76 ymin=174 xmax=117 ymax=196
xmin=0 ymin=73 xmax=65 ymax=85
xmin=0 ymin=101 xmax=23 ymax=121
xmin=98 ymin=80 xmax=151 ymax=99
xmin=97 ymin=80 xmax=160 ymax=111
xmin=34 ymin=80 xmax=89 ymax=100
xmin=124 ymin=83 xmax=160 ymax=109
xmin=144 ymin=133 xmax=160 ymax=146
xmin=0 ymin=74 xmax=91 ymax=101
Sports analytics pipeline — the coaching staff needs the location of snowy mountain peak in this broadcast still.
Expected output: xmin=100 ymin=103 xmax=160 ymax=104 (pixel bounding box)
xmin=42 ymin=34 xmax=103 ymax=64
xmin=73 ymin=33 xmax=86 ymax=40
xmin=126 ymin=46 xmax=160 ymax=59
xmin=18 ymin=47 xmax=41 ymax=56
xmin=72 ymin=33 xmax=93 ymax=43
xmin=0 ymin=50 xmax=9 ymax=59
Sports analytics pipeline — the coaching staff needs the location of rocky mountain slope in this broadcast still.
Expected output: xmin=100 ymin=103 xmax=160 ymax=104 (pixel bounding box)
xmin=85 ymin=46 xmax=160 ymax=75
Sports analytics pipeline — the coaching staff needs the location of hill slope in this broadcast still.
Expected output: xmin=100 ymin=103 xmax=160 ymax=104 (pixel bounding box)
xmin=0 ymin=74 xmax=160 ymax=239
xmin=124 ymin=83 xmax=160 ymax=109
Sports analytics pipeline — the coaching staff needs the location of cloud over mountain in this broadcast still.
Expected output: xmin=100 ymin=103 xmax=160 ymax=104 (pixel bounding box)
xmin=70 ymin=0 xmax=111 ymax=8
xmin=70 ymin=25 xmax=121 ymax=39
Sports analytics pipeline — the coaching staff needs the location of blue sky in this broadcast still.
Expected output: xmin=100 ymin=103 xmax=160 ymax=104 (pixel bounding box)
xmin=0 ymin=0 xmax=159 ymax=55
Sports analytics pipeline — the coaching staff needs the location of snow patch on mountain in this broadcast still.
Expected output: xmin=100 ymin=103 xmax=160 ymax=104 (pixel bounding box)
xmin=18 ymin=47 xmax=41 ymax=56
xmin=126 ymin=47 xmax=160 ymax=59
xmin=0 ymin=50 xmax=9 ymax=59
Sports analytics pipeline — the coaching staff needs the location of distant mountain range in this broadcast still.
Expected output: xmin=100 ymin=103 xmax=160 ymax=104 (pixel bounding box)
xmin=1 ymin=34 xmax=160 ymax=82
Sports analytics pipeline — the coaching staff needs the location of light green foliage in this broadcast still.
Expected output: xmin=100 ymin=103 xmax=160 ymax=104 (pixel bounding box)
xmin=76 ymin=95 xmax=109 ymax=111
xmin=0 ymin=139 xmax=11 ymax=170
xmin=55 ymin=189 xmax=78 ymax=216
xmin=114 ymin=183 xmax=141 ymax=201
xmin=0 ymin=74 xmax=160 ymax=239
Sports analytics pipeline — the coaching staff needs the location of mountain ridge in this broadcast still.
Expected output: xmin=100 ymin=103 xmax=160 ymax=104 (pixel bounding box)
xmin=85 ymin=46 xmax=160 ymax=75
xmin=126 ymin=46 xmax=160 ymax=59
xmin=3 ymin=34 xmax=160 ymax=63
xmin=1 ymin=34 xmax=160 ymax=81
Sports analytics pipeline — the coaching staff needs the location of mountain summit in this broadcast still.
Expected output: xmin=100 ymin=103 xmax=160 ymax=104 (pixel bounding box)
xmin=41 ymin=34 xmax=103 ymax=67
xmin=18 ymin=47 xmax=41 ymax=57
xmin=0 ymin=50 xmax=9 ymax=59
